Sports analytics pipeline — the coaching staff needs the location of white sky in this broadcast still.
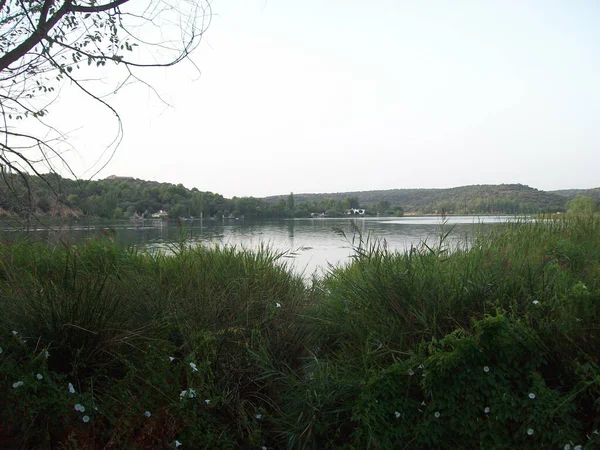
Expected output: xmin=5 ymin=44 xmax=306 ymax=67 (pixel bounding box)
xmin=51 ymin=0 xmax=600 ymax=197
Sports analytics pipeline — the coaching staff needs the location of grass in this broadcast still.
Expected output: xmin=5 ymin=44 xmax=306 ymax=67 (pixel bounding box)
xmin=1 ymin=216 xmax=599 ymax=448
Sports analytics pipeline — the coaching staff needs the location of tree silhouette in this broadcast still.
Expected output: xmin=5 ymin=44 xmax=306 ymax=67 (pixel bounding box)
xmin=0 ymin=0 xmax=211 ymax=217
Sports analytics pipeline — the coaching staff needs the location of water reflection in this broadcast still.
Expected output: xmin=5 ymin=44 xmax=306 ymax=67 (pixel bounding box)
xmin=0 ymin=216 xmax=517 ymax=276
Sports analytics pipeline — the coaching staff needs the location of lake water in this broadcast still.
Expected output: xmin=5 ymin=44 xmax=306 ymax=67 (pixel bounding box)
xmin=1 ymin=216 xmax=516 ymax=276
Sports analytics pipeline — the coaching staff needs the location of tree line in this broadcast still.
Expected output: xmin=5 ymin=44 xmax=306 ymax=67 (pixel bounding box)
xmin=2 ymin=173 xmax=597 ymax=220
xmin=0 ymin=174 xmax=401 ymax=220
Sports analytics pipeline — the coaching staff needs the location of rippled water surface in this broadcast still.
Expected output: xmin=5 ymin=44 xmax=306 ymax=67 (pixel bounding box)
xmin=1 ymin=216 xmax=519 ymax=276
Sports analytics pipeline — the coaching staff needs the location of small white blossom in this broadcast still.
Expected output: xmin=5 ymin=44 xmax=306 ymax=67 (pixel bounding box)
xmin=169 ymin=356 xmax=175 ymax=362
xmin=74 ymin=404 xmax=85 ymax=412
xmin=418 ymin=364 xmax=424 ymax=369
xmin=576 ymin=318 xmax=582 ymax=322
xmin=256 ymin=414 xmax=262 ymax=419
xmin=12 ymin=331 xmax=18 ymax=335
xmin=527 ymin=428 xmax=534 ymax=436
xmin=44 ymin=351 xmax=50 ymax=358
xmin=204 ymin=399 xmax=210 ymax=405
xmin=144 ymin=411 xmax=151 ymax=418
xmin=276 ymin=302 xmax=281 ymax=308
xmin=533 ymin=300 xmax=539 ymax=305
xmin=394 ymin=411 xmax=401 ymax=418
xmin=189 ymin=362 xmax=198 ymax=372
xmin=68 ymin=382 xmax=75 ymax=394
xmin=262 ymin=447 xmax=267 ymax=450
xmin=36 ymin=373 xmax=43 ymax=380
xmin=434 ymin=411 xmax=440 ymax=418
xmin=484 ymin=407 xmax=490 ymax=414
xmin=12 ymin=381 xmax=24 ymax=389
xmin=420 ymin=401 xmax=426 ymax=406
xmin=564 ymin=445 xmax=571 ymax=450
xmin=188 ymin=388 xmax=196 ymax=398
xmin=574 ymin=446 xmax=582 ymax=450
xmin=0 ymin=347 xmax=3 ymax=354
xmin=82 ymin=415 xmax=90 ymax=423
xmin=528 ymin=393 xmax=536 ymax=399
xmin=175 ymin=440 xmax=182 ymax=447
xmin=180 ymin=390 xmax=188 ymax=398
xmin=483 ymin=366 xmax=490 ymax=373
xmin=408 ymin=369 xmax=414 ymax=376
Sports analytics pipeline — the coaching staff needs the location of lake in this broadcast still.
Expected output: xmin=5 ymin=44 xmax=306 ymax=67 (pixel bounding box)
xmin=0 ymin=216 xmax=517 ymax=276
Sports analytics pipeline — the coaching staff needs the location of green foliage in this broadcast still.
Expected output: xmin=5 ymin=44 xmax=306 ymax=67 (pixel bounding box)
xmin=0 ymin=239 xmax=309 ymax=448
xmin=266 ymin=183 xmax=568 ymax=214
xmin=2 ymin=215 xmax=600 ymax=447
xmin=567 ymin=196 xmax=599 ymax=215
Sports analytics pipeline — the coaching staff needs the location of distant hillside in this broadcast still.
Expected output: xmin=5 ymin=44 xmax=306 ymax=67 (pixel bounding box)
xmin=549 ymin=188 xmax=600 ymax=202
xmin=2 ymin=174 xmax=597 ymax=219
xmin=265 ymin=184 xmax=568 ymax=214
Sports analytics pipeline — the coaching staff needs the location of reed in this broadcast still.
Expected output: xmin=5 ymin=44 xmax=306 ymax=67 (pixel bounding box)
xmin=1 ymin=215 xmax=599 ymax=448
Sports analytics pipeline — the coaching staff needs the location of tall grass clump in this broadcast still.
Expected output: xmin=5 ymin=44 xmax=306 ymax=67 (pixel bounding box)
xmin=0 ymin=238 xmax=310 ymax=448
xmin=2 ymin=215 xmax=600 ymax=448
xmin=283 ymin=216 xmax=600 ymax=448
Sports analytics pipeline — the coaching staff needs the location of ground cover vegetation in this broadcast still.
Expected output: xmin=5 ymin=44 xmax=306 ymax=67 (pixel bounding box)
xmin=1 ymin=173 xmax=597 ymax=220
xmin=1 ymin=215 xmax=600 ymax=448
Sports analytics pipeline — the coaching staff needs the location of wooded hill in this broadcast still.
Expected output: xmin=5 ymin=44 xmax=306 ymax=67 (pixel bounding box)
xmin=550 ymin=188 xmax=600 ymax=202
xmin=0 ymin=173 xmax=594 ymax=219
xmin=265 ymin=184 xmax=570 ymax=214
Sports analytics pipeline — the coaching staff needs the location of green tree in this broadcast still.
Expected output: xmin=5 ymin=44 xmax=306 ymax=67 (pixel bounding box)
xmin=287 ymin=192 xmax=295 ymax=211
xmin=567 ymin=196 xmax=599 ymax=214
xmin=0 ymin=0 xmax=210 ymax=216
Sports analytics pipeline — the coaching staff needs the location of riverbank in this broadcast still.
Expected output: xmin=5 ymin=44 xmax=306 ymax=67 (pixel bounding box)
xmin=1 ymin=216 xmax=599 ymax=448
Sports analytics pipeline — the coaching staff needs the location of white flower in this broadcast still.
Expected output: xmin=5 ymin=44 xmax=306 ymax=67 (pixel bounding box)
xmin=576 ymin=318 xmax=582 ymax=322
xmin=169 ymin=356 xmax=175 ymax=362
xmin=204 ymin=399 xmax=210 ymax=405
xmin=484 ymin=407 xmax=490 ymax=414
xmin=256 ymin=414 xmax=262 ymax=419
xmin=74 ymin=404 xmax=85 ymax=412
xmin=420 ymin=401 xmax=426 ymax=406
xmin=434 ymin=411 xmax=440 ymax=418
xmin=44 ymin=350 xmax=50 ymax=358
xmin=12 ymin=331 xmax=18 ymax=335
xmin=276 ymin=302 xmax=281 ymax=308
xmin=394 ymin=411 xmax=401 ymax=418
xmin=175 ymin=440 xmax=182 ymax=447
xmin=527 ymin=428 xmax=534 ymax=436
xmin=68 ymin=382 xmax=75 ymax=394
xmin=408 ymin=369 xmax=414 ymax=376
xmin=12 ymin=381 xmax=24 ymax=389
xmin=0 ymin=347 xmax=3 ymax=354
xmin=188 ymin=388 xmax=196 ymax=398
xmin=418 ymin=364 xmax=424 ymax=369
xmin=574 ymin=446 xmax=582 ymax=450
xmin=262 ymin=447 xmax=267 ymax=450
xmin=180 ymin=390 xmax=188 ymax=398
xmin=36 ymin=373 xmax=43 ymax=380
xmin=189 ymin=362 xmax=198 ymax=372
xmin=533 ymin=300 xmax=539 ymax=305
xmin=564 ymin=445 xmax=571 ymax=450
xmin=144 ymin=411 xmax=151 ymax=418
xmin=483 ymin=366 xmax=490 ymax=373
xmin=528 ymin=393 xmax=536 ymax=399
xmin=82 ymin=415 xmax=90 ymax=423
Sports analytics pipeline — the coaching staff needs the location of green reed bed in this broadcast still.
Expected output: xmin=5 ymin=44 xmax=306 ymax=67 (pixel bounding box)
xmin=287 ymin=216 xmax=600 ymax=448
xmin=1 ymin=216 xmax=600 ymax=448
xmin=0 ymin=239 xmax=309 ymax=448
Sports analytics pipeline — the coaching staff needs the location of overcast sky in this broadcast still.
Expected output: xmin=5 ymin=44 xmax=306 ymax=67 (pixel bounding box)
xmin=55 ymin=0 xmax=600 ymax=198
